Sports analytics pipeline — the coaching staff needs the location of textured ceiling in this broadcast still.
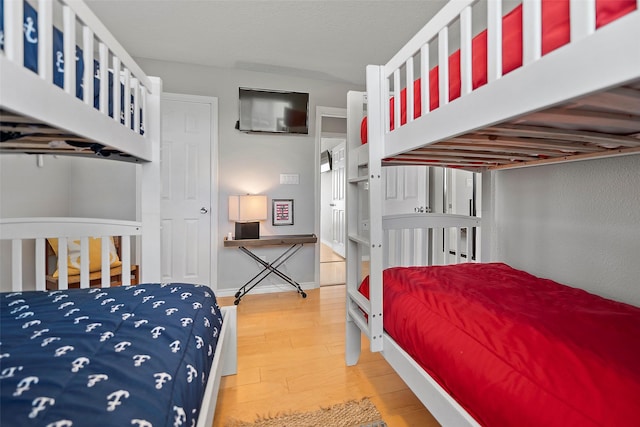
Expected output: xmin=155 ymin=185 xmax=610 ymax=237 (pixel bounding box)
xmin=85 ymin=0 xmax=448 ymax=86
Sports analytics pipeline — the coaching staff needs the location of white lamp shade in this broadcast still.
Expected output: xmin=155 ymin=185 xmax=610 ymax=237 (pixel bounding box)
xmin=229 ymin=195 xmax=268 ymax=221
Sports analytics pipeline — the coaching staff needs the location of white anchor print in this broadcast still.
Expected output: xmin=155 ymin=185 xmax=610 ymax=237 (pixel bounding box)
xmin=29 ymin=396 xmax=55 ymax=419
xmin=0 ymin=366 xmax=23 ymax=379
xmin=132 ymin=354 xmax=150 ymax=367
xmin=154 ymin=372 xmax=172 ymax=389
xmin=87 ymin=373 xmax=108 ymax=387
xmin=186 ymin=365 xmax=197 ymax=383
xmin=151 ymin=326 xmax=165 ymax=339
xmin=173 ymin=406 xmax=186 ymax=427
xmin=169 ymin=340 xmax=181 ymax=353
xmin=106 ymin=390 xmax=129 ymax=411
xmin=74 ymin=316 xmax=89 ymax=324
xmin=85 ymin=323 xmax=102 ymax=332
xmin=22 ymin=319 xmax=41 ymax=329
xmin=114 ymin=341 xmax=132 ymax=353
xmin=13 ymin=376 xmax=38 ymax=396
xmin=71 ymin=357 xmax=90 ymax=372
xmin=54 ymin=346 xmax=74 ymax=357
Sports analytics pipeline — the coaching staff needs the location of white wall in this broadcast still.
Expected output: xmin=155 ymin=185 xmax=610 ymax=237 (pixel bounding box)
xmin=493 ymin=154 xmax=640 ymax=307
xmin=136 ymin=58 xmax=360 ymax=291
xmin=0 ymin=154 xmax=136 ymax=219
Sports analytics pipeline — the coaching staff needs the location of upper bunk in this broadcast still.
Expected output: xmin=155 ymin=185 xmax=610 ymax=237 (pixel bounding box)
xmin=357 ymin=0 xmax=640 ymax=172
xmin=0 ymin=0 xmax=160 ymax=162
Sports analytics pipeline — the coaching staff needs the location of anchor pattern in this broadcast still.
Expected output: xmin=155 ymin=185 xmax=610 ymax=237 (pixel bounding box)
xmin=1 ymin=283 xmax=222 ymax=426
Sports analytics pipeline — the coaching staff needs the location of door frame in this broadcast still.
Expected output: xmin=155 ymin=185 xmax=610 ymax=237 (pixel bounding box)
xmin=314 ymin=106 xmax=347 ymax=287
xmin=161 ymin=92 xmax=219 ymax=288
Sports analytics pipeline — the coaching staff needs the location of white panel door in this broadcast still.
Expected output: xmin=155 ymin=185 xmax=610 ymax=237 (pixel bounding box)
xmin=383 ymin=166 xmax=429 ymax=215
xmin=161 ymin=99 xmax=212 ymax=284
xmin=331 ymin=142 xmax=346 ymax=257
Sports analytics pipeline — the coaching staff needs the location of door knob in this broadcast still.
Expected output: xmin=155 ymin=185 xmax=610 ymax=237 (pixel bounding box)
xmin=200 ymin=207 xmax=208 ymax=214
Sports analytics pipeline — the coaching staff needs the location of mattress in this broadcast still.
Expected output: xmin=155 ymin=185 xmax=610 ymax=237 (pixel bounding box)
xmin=0 ymin=283 xmax=223 ymax=427
xmin=359 ymin=263 xmax=640 ymax=426
xmin=360 ymin=0 xmax=637 ymax=144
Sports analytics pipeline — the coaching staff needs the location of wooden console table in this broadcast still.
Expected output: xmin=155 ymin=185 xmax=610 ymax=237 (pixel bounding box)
xmin=224 ymin=234 xmax=317 ymax=305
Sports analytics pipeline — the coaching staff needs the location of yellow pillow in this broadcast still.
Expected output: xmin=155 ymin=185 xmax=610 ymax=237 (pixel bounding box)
xmin=48 ymin=237 xmax=122 ymax=278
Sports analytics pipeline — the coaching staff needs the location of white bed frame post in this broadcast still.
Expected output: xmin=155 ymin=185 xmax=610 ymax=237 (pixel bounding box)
xmin=139 ymin=77 xmax=163 ymax=283
xmin=345 ymin=66 xmax=386 ymax=366
xmin=366 ymin=65 xmax=385 ymax=353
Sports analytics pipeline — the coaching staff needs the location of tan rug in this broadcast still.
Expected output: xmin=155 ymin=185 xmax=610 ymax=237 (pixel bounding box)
xmin=225 ymin=397 xmax=386 ymax=427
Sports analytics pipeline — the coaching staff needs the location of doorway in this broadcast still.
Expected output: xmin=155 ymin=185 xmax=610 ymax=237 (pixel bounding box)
xmin=160 ymin=93 xmax=218 ymax=286
xmin=315 ymin=107 xmax=347 ymax=287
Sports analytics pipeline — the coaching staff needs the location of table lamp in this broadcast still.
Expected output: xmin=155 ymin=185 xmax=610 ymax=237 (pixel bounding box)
xmin=228 ymin=194 xmax=268 ymax=239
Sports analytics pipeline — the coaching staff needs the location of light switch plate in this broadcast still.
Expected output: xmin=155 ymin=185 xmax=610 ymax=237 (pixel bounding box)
xmin=280 ymin=174 xmax=299 ymax=185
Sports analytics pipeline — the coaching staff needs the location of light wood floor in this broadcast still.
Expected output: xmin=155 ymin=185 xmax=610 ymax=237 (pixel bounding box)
xmin=213 ymin=285 xmax=440 ymax=427
xmin=320 ymin=243 xmax=345 ymax=286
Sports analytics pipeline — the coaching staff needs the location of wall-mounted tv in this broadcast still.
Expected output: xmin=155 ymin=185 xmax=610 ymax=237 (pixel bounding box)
xmin=238 ymin=87 xmax=309 ymax=134
xmin=320 ymin=150 xmax=332 ymax=173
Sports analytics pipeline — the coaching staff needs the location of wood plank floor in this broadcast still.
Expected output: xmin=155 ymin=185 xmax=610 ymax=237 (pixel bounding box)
xmin=213 ymin=285 xmax=440 ymax=427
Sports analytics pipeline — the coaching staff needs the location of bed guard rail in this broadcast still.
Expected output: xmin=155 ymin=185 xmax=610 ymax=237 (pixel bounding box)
xmin=0 ymin=217 xmax=142 ymax=292
xmin=1 ymin=0 xmax=154 ymax=156
xmin=382 ymin=0 xmax=610 ymax=136
xmin=346 ymin=213 xmax=480 ymax=357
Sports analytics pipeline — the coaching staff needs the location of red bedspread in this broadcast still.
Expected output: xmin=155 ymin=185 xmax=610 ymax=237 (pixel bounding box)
xmin=359 ymin=263 xmax=640 ymax=426
xmin=360 ymin=0 xmax=637 ymax=144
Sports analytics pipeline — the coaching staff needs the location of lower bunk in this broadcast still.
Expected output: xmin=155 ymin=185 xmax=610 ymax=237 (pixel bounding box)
xmin=346 ymin=216 xmax=640 ymax=427
xmin=0 ymin=218 xmax=237 ymax=427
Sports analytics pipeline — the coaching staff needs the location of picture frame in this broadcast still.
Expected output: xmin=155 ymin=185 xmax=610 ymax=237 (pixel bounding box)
xmin=272 ymin=199 xmax=294 ymax=226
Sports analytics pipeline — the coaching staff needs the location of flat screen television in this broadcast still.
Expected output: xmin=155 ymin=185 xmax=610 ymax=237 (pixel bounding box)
xmin=238 ymin=88 xmax=309 ymax=134
xmin=320 ymin=150 xmax=332 ymax=173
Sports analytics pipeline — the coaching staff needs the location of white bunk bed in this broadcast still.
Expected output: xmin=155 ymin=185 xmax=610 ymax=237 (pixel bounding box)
xmin=0 ymin=1 xmax=236 ymax=426
xmin=345 ymin=0 xmax=640 ymax=426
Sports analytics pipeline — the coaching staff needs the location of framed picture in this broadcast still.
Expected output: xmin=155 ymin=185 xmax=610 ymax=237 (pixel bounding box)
xmin=272 ymin=199 xmax=294 ymax=226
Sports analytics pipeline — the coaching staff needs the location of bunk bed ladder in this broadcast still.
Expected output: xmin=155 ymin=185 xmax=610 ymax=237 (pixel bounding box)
xmin=345 ymin=66 xmax=386 ymax=365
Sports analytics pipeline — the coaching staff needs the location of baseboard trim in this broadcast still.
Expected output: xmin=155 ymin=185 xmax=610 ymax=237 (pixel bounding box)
xmin=215 ymin=281 xmax=318 ymax=298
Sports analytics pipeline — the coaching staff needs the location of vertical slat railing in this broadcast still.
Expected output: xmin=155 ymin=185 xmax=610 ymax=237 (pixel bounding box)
xmin=570 ymin=0 xmax=596 ymax=42
xmin=123 ymin=68 xmax=131 ymax=129
xmin=121 ymin=235 xmax=132 ymax=286
xmin=393 ymin=69 xmax=401 ymax=129
xmin=2 ymin=219 xmax=142 ymax=291
xmin=456 ymin=228 xmax=463 ymax=264
xmin=99 ymin=43 xmax=109 ymax=114
xmin=62 ymin=5 xmax=76 ymax=96
xmin=35 ymin=238 xmax=46 ymax=291
xmin=4 ymin=0 xmax=24 ymax=65
xmin=79 ymin=237 xmax=90 ymax=288
xmin=406 ymin=56 xmax=414 ymax=124
xmin=438 ymin=26 xmax=449 ymax=107
xmin=82 ymin=25 xmax=94 ymax=106
xmin=420 ymin=43 xmax=430 ymax=115
xmin=523 ymin=0 xmax=542 ymax=66
xmin=101 ymin=236 xmax=110 ymax=288
xmin=11 ymin=240 xmax=23 ymax=292
xmin=37 ymin=0 xmax=53 ymax=83
xmin=487 ymin=0 xmax=503 ymax=83
xmin=133 ymin=79 xmax=141 ymax=133
xmin=460 ymin=5 xmax=473 ymax=96
xmin=58 ymin=237 xmax=69 ymax=290
xmin=113 ymin=56 xmax=121 ymax=124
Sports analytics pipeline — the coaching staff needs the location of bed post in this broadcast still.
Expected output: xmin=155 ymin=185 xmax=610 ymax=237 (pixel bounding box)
xmin=140 ymin=77 xmax=163 ymax=282
xmin=366 ymin=65 xmax=385 ymax=353
xmin=480 ymin=170 xmax=495 ymax=262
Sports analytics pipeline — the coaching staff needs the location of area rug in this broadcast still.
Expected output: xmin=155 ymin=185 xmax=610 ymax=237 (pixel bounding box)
xmin=225 ymin=397 xmax=387 ymax=427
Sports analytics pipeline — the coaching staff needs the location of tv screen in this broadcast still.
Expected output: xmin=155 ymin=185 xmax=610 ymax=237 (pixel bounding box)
xmin=238 ymin=88 xmax=309 ymax=134
xmin=320 ymin=150 xmax=332 ymax=173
